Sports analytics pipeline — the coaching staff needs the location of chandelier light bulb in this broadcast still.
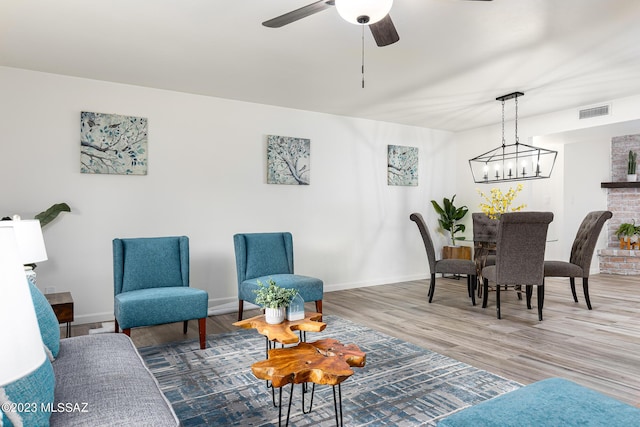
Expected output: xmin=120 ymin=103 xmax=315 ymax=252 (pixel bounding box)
xmin=335 ymin=0 xmax=393 ymax=25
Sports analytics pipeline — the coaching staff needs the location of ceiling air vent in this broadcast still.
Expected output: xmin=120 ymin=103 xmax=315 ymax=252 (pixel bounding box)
xmin=578 ymin=104 xmax=610 ymax=120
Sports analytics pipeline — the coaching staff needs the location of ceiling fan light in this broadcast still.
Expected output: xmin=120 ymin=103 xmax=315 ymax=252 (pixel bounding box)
xmin=335 ymin=0 xmax=393 ymax=25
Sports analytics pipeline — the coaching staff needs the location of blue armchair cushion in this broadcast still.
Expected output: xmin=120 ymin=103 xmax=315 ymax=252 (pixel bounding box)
xmin=114 ymin=287 xmax=208 ymax=330
xmin=239 ymin=274 xmax=323 ymax=304
xmin=0 ymin=358 xmax=55 ymax=427
xmin=27 ymin=279 xmax=60 ymax=360
xmin=117 ymin=237 xmax=186 ymax=293
xmin=243 ymin=234 xmax=293 ymax=279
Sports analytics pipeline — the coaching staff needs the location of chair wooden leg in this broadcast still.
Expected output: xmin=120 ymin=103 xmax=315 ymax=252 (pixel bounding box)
xmin=496 ymin=284 xmax=501 ymax=319
xmin=570 ymin=277 xmax=578 ymax=302
xmin=470 ymin=275 xmax=476 ymax=306
xmin=315 ymin=300 xmax=323 ymax=314
xmin=526 ymin=285 xmax=533 ymax=309
xmin=114 ymin=319 xmax=119 ymax=333
xmin=122 ymin=328 xmax=131 ymax=337
xmin=238 ymin=300 xmax=244 ymax=321
xmin=482 ymin=278 xmax=489 ymax=308
xmin=537 ymin=284 xmax=545 ymax=321
xmin=428 ymin=273 xmax=436 ymax=303
xmin=582 ymin=278 xmax=592 ymax=310
xmin=198 ymin=317 xmax=207 ymax=350
xmin=183 ymin=320 xmax=188 ymax=334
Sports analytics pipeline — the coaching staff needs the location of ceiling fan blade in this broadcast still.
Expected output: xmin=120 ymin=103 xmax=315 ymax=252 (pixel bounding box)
xmin=262 ymin=0 xmax=335 ymax=28
xmin=369 ymin=15 xmax=399 ymax=47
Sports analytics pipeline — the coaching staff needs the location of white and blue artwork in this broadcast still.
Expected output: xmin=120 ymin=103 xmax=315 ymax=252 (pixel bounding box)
xmin=267 ymin=135 xmax=310 ymax=185
xmin=81 ymin=111 xmax=148 ymax=175
xmin=388 ymin=145 xmax=418 ymax=186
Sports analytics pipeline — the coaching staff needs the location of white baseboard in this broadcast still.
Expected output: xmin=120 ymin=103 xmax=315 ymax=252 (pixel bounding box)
xmin=70 ymin=275 xmax=428 ymax=325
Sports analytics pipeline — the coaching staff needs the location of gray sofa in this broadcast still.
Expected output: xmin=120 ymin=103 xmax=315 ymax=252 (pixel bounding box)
xmin=50 ymin=333 xmax=179 ymax=427
xmin=1 ymin=279 xmax=180 ymax=427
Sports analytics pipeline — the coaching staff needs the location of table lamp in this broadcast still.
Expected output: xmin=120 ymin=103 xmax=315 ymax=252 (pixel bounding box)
xmin=0 ymin=226 xmax=46 ymax=387
xmin=0 ymin=218 xmax=48 ymax=283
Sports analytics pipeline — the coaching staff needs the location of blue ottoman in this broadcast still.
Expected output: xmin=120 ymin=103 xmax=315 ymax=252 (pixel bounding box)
xmin=438 ymin=377 xmax=640 ymax=427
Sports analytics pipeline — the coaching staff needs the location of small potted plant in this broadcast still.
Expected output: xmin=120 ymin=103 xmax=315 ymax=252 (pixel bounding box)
xmin=615 ymin=220 xmax=640 ymax=250
xmin=253 ymin=278 xmax=298 ymax=324
xmin=627 ymin=150 xmax=637 ymax=182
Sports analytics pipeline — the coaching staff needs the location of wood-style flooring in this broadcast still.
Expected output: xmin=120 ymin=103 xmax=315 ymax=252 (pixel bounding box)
xmin=71 ymin=273 xmax=640 ymax=406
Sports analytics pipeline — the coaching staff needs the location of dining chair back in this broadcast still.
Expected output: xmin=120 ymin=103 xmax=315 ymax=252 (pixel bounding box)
xmin=410 ymin=213 xmax=478 ymax=305
xmin=482 ymin=212 xmax=554 ymax=320
xmin=544 ymin=210 xmax=612 ymax=309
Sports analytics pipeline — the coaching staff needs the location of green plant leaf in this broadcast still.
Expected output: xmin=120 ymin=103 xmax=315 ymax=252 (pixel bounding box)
xmin=34 ymin=203 xmax=71 ymax=228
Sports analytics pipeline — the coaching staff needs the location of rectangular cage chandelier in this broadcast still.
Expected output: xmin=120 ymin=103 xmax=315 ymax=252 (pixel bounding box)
xmin=469 ymin=91 xmax=557 ymax=184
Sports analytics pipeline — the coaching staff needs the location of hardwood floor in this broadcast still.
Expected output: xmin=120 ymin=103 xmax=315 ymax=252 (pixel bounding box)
xmin=71 ymin=273 xmax=640 ymax=406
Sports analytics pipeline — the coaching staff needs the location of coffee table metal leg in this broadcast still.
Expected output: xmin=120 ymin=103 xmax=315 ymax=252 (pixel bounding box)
xmin=332 ymin=384 xmax=344 ymax=426
xmin=301 ymin=383 xmax=316 ymax=414
xmin=277 ymin=383 xmax=295 ymax=427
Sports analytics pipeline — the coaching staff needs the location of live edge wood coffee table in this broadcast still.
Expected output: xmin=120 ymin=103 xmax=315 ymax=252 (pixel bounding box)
xmin=233 ymin=312 xmax=326 ymax=357
xmin=252 ymin=338 xmax=366 ymax=427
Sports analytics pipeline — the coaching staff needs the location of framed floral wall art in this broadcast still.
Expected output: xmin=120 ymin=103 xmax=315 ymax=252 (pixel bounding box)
xmin=80 ymin=111 xmax=148 ymax=175
xmin=267 ymin=135 xmax=310 ymax=185
xmin=388 ymin=145 xmax=418 ymax=186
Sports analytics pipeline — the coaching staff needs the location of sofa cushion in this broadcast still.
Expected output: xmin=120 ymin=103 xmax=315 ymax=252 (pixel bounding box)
xmin=438 ymin=377 xmax=640 ymax=427
xmin=28 ymin=278 xmax=60 ymax=360
xmin=0 ymin=358 xmax=55 ymax=427
xmin=50 ymin=333 xmax=179 ymax=427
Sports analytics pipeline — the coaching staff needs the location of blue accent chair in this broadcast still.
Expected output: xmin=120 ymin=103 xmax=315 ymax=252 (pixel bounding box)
xmin=233 ymin=232 xmax=323 ymax=321
xmin=113 ymin=236 xmax=209 ymax=349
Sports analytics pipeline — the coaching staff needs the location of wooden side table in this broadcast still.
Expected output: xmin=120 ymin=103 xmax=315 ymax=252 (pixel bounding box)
xmin=45 ymin=292 xmax=74 ymax=337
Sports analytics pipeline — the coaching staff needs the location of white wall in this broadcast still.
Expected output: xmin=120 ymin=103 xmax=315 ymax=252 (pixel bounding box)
xmin=0 ymin=67 xmax=456 ymax=324
xmin=453 ymin=95 xmax=640 ymax=269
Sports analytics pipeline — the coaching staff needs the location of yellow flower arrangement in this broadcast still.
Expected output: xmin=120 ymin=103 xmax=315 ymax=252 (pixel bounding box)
xmin=477 ymin=184 xmax=526 ymax=220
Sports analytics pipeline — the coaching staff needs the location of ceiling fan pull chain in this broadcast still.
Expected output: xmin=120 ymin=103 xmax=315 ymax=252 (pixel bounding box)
xmin=361 ymin=24 xmax=365 ymax=88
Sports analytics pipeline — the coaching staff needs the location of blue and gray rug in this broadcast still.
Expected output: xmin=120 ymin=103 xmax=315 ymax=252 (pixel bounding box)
xmin=139 ymin=316 xmax=521 ymax=426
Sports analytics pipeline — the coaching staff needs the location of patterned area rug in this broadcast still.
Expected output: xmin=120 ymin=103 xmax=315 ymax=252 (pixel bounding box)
xmin=139 ymin=316 xmax=521 ymax=426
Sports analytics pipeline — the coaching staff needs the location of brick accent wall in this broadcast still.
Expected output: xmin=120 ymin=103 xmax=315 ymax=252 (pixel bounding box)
xmin=599 ymin=134 xmax=640 ymax=275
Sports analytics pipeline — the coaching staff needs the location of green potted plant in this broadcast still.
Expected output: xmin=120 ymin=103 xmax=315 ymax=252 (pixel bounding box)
xmin=431 ymin=195 xmax=469 ymax=246
xmin=615 ymin=220 xmax=640 ymax=249
xmin=253 ymin=278 xmax=298 ymax=324
xmin=627 ymin=150 xmax=637 ymax=182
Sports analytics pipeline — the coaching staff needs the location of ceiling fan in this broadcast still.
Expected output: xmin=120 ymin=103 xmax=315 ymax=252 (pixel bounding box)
xmin=262 ymin=0 xmax=494 ymax=47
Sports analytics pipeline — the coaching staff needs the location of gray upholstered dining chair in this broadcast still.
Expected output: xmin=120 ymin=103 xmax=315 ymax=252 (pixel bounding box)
xmin=544 ymin=210 xmax=612 ymax=310
xmin=472 ymin=212 xmax=498 ymax=297
xmin=472 ymin=212 xmax=498 ymax=265
xmin=410 ymin=213 xmax=478 ymax=305
xmin=482 ymin=212 xmax=554 ymax=320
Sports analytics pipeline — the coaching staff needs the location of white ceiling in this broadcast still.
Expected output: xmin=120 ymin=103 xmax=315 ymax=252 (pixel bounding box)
xmin=2 ymin=0 xmax=640 ymax=132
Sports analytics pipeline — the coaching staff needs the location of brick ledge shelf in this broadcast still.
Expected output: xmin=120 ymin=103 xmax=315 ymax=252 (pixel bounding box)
xmin=600 ymin=182 xmax=640 ymax=188
xmin=598 ymin=249 xmax=640 ymax=275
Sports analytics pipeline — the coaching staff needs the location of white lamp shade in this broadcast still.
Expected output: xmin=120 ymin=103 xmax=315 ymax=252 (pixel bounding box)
xmin=335 ymin=0 xmax=393 ymax=25
xmin=0 ymin=219 xmax=48 ymax=264
xmin=0 ymin=227 xmax=46 ymax=387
